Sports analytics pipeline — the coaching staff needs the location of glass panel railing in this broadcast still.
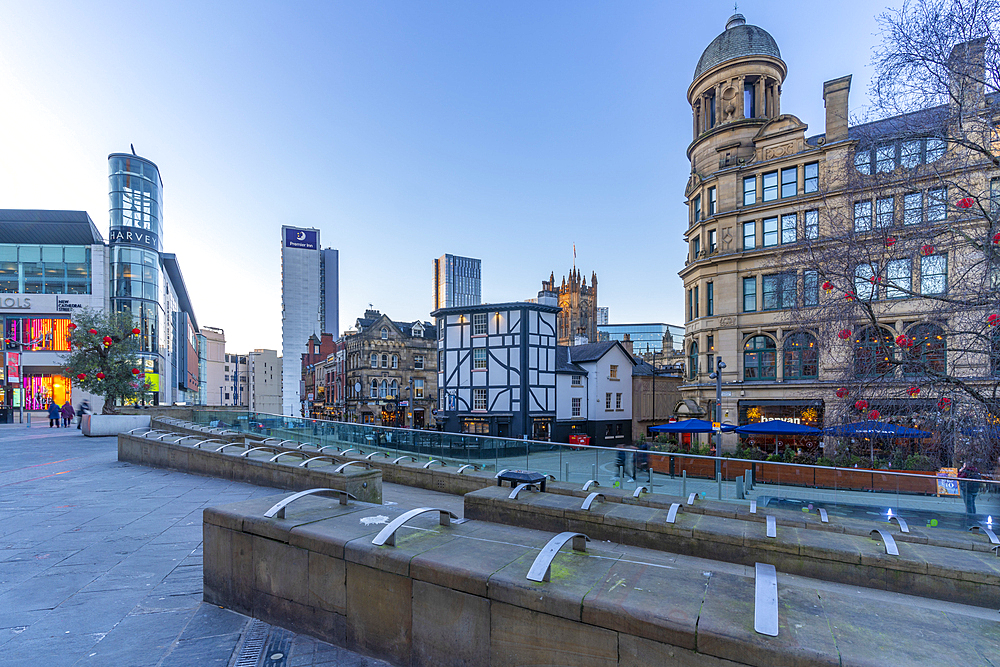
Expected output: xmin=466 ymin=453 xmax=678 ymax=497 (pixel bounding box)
xmin=185 ymin=410 xmax=998 ymax=535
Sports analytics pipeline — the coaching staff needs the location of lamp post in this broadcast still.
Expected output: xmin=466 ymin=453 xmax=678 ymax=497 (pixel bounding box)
xmin=709 ymin=357 xmax=726 ymax=455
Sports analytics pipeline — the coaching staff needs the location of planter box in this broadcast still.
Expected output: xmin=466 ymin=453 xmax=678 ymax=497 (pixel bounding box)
xmin=82 ymin=414 xmax=150 ymax=437
xmin=873 ymin=469 xmax=938 ymax=495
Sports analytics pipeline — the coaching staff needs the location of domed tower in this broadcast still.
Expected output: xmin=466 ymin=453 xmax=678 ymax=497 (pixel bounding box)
xmin=687 ymin=14 xmax=786 ymax=173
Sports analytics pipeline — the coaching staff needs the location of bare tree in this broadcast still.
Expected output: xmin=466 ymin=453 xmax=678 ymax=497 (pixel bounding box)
xmin=790 ymin=0 xmax=1000 ymax=466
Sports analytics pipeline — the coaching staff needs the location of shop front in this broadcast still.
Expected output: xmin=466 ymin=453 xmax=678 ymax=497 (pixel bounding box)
xmin=737 ymin=400 xmax=824 ymax=454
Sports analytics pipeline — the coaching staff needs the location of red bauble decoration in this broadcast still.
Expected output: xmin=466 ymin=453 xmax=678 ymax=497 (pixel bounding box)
xmin=835 ymin=387 xmax=848 ymax=398
xmin=76 ymin=373 xmax=86 ymax=380
xmin=884 ymin=237 xmax=896 ymax=247
xmin=855 ymin=399 xmax=869 ymax=412
xmin=132 ymin=328 xmax=141 ymax=335
xmin=993 ymin=232 xmax=1000 ymax=244
xmin=88 ymin=328 xmax=98 ymax=334
xmin=895 ymin=334 xmax=912 ymax=347
xmin=937 ymin=397 xmax=952 ymax=410
xmin=822 ymin=281 xmax=834 ymax=294
xmin=96 ymin=372 xmax=105 ymax=380
xmin=907 ymin=386 xmax=920 ymax=397
xmin=845 ymin=291 xmax=857 ymax=301
xmin=956 ymin=197 xmax=975 ymax=209
xmin=67 ymin=323 xmax=77 ymax=330
xmin=837 ymin=329 xmax=852 ymax=340
xmin=921 ymin=245 xmax=935 ymax=256
xmin=132 ymin=368 xmax=141 ymax=375
xmin=989 ymin=313 xmax=1000 ymax=327
xmin=868 ymin=409 xmax=881 ymax=421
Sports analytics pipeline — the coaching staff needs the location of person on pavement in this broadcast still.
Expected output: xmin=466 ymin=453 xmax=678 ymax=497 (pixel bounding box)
xmin=47 ymin=401 xmax=61 ymax=428
xmin=958 ymin=460 xmax=981 ymax=527
xmin=77 ymin=399 xmax=90 ymax=429
xmin=61 ymin=401 xmax=75 ymax=428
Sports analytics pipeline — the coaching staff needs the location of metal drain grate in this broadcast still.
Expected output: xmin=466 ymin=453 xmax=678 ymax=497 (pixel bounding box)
xmin=233 ymin=618 xmax=269 ymax=667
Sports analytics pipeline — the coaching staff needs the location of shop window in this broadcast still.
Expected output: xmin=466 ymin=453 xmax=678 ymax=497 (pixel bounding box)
xmin=743 ymin=336 xmax=776 ymax=380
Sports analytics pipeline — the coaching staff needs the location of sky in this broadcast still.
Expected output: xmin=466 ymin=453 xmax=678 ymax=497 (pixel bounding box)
xmin=0 ymin=1 xmax=898 ymax=354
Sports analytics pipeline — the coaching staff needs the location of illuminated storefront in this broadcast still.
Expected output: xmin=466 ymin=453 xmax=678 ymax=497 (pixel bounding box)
xmin=738 ymin=400 xmax=824 ymax=451
xmin=22 ymin=374 xmax=72 ymax=410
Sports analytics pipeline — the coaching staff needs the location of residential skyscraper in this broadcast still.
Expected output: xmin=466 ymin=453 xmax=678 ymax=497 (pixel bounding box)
xmin=281 ymin=226 xmax=338 ymax=416
xmin=433 ymin=254 xmax=481 ymax=311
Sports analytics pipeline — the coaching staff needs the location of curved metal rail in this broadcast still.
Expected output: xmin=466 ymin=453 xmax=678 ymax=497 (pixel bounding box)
xmin=766 ymin=515 xmax=776 ymax=538
xmin=268 ymin=451 xmax=309 ymax=463
xmin=333 ymin=461 xmax=366 ymax=474
xmin=632 ymin=486 xmax=648 ymax=498
xmin=526 ymin=532 xmax=590 ymax=582
xmin=240 ymin=446 xmax=283 ymax=458
xmin=340 ymin=448 xmax=356 ymax=456
xmin=457 ymin=464 xmax=478 ymax=474
xmin=298 ymin=456 xmax=338 ymax=468
xmin=582 ymin=480 xmax=599 ymax=491
xmin=749 ymin=499 xmax=757 ymax=514
xmin=371 ymin=507 xmax=459 ymax=546
xmin=275 ymin=439 xmax=297 ymax=447
xmin=215 ymin=443 xmax=247 ymax=453
xmin=687 ymin=492 xmax=697 ymax=505
xmin=508 ymin=483 xmax=538 ymax=500
xmin=580 ymin=492 xmax=604 ymax=510
xmin=393 ymin=455 xmax=416 ymax=465
xmin=423 ymin=459 xmax=446 ymax=469
xmin=365 ymin=452 xmax=388 ymax=460
xmin=296 ymin=442 xmax=318 ymax=450
xmin=127 ymin=427 xmax=152 ymax=435
xmin=665 ymin=503 xmax=681 ymax=524
xmin=191 ymin=439 xmax=224 ymax=449
xmin=818 ymin=508 xmax=829 ymax=523
xmin=970 ymin=525 xmax=1000 ymax=545
xmin=263 ymin=488 xmax=357 ymax=518
xmin=889 ymin=515 xmax=909 ymax=533
xmin=494 ymin=469 xmax=509 ymax=479
xmin=754 ymin=563 xmax=779 ymax=637
xmin=870 ymin=529 xmax=899 ymax=555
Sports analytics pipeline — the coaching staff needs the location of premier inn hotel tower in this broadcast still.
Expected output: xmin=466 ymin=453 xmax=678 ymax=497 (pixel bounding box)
xmin=281 ymin=226 xmax=338 ymax=416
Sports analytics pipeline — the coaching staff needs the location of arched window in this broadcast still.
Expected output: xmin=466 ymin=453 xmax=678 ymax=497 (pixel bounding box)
xmin=905 ymin=323 xmax=946 ymax=376
xmin=854 ymin=327 xmax=895 ymax=378
xmin=783 ymin=332 xmax=818 ymax=379
xmin=389 ymin=380 xmax=398 ymax=398
xmin=381 ymin=354 xmax=388 ymax=368
xmin=688 ymin=341 xmax=699 ymax=380
xmin=381 ymin=327 xmax=388 ymax=340
xmin=369 ymin=379 xmax=378 ymax=398
xmin=379 ymin=379 xmax=388 ymax=399
xmin=370 ymin=353 xmax=377 ymax=368
xmin=391 ymin=355 xmax=398 ymax=369
xmin=743 ymin=336 xmax=776 ymax=380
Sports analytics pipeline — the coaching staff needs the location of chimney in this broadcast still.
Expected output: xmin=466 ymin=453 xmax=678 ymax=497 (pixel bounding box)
xmin=948 ymin=38 xmax=987 ymax=112
xmin=822 ymin=75 xmax=851 ymax=143
xmin=622 ymin=333 xmax=634 ymax=356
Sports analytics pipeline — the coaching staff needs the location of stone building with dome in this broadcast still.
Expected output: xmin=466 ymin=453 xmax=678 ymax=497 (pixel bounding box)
xmin=679 ymin=14 xmax=1000 ymax=454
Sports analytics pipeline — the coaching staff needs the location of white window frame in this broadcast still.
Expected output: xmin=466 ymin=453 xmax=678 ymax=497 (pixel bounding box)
xmin=414 ymin=355 xmax=424 ymax=370
xmin=473 ymin=388 xmax=487 ymax=411
xmin=615 ymin=393 xmax=622 ymax=410
xmin=605 ymin=393 xmax=612 ymax=410
xmin=609 ymin=365 xmax=618 ymax=379
xmin=472 ymin=313 xmax=487 ymax=336
xmin=380 ymin=327 xmax=388 ymax=340
xmin=571 ymin=397 xmax=581 ymax=417
xmin=370 ymin=353 xmax=377 ymax=368
xmin=473 ymin=348 xmax=487 ymax=370
xmin=414 ymin=378 xmax=424 ymax=399
xmin=571 ymin=374 xmax=582 ymax=386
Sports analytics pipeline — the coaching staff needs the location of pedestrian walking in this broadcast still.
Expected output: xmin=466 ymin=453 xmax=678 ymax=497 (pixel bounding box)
xmin=77 ymin=400 xmax=90 ymax=429
xmin=47 ymin=401 xmax=61 ymax=428
xmin=958 ymin=460 xmax=981 ymax=527
xmin=61 ymin=401 xmax=75 ymax=428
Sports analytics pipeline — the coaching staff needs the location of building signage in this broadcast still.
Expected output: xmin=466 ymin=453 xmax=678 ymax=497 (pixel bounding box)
xmin=57 ymin=299 xmax=84 ymax=312
xmin=110 ymin=228 xmax=159 ymax=250
xmin=284 ymin=227 xmax=318 ymax=250
xmin=0 ymin=296 xmax=32 ymax=310
xmin=6 ymin=352 xmax=19 ymax=384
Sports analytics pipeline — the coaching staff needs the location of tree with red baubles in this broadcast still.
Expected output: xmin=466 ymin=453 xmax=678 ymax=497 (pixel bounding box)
xmin=836 ymin=387 xmax=849 ymax=398
xmin=64 ymin=309 xmax=150 ymax=414
xmin=838 ymin=329 xmax=852 ymax=340
xmin=907 ymin=386 xmax=920 ymax=397
xmin=855 ymin=399 xmax=869 ymax=412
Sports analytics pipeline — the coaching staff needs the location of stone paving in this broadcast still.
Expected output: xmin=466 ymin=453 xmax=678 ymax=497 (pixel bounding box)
xmin=0 ymin=420 xmax=449 ymax=666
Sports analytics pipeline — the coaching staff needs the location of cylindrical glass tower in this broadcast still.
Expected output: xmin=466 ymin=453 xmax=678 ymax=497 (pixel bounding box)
xmin=108 ymin=153 xmax=163 ymax=404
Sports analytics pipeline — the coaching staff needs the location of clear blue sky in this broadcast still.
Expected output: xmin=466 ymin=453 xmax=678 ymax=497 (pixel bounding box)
xmin=0 ymin=1 xmax=895 ymax=353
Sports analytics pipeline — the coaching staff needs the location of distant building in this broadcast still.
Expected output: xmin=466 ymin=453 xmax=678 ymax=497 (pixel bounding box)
xmin=631 ymin=360 xmax=683 ymax=439
xmin=598 ymin=323 xmax=684 ymax=356
xmin=281 ymin=226 xmax=338 ymax=416
xmin=200 ymin=327 xmax=226 ymax=405
xmin=342 ymin=310 xmax=438 ymax=427
xmin=248 ymin=349 xmax=282 ymax=414
xmin=434 ymin=301 xmax=559 ymax=439
xmin=596 ymin=307 xmax=609 ymax=326
xmin=300 ymin=333 xmax=338 ymax=418
xmin=554 ymin=341 xmax=636 ymax=447
xmin=542 ymin=268 xmax=598 ymax=346
xmin=433 ymin=254 xmax=481 ymax=310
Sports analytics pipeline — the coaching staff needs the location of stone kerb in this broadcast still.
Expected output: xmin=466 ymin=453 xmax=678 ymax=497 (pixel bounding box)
xmin=117 ymin=432 xmax=381 ymax=504
xmin=203 ymin=494 xmax=1000 ymax=667
xmin=464 ymin=486 xmax=1000 ymax=608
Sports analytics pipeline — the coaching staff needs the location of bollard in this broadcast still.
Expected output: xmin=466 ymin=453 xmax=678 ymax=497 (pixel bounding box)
xmin=717 ymin=472 xmax=722 ymax=500
xmin=592 ymin=463 xmax=597 ymax=483
xmin=26 ymin=413 xmax=31 ymax=428
xmin=565 ymin=462 xmax=570 ymax=483
xmin=746 ymin=468 xmax=753 ymax=491
xmin=682 ymin=470 xmax=687 ymax=498
xmin=669 ymin=454 xmax=675 ymax=479
xmin=736 ymin=475 xmax=745 ymax=499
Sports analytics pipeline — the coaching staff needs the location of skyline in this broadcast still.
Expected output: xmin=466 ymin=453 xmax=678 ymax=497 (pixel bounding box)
xmin=0 ymin=1 xmax=896 ymax=353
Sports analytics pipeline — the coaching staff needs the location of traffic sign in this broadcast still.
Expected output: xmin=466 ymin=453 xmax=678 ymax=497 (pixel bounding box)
xmin=399 ymin=400 xmax=409 ymax=406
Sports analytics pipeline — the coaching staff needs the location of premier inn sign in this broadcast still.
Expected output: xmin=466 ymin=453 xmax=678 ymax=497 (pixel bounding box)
xmin=110 ymin=228 xmax=159 ymax=251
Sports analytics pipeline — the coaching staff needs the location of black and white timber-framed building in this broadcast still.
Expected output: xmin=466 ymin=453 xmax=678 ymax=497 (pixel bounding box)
xmin=432 ymin=301 xmax=560 ymax=440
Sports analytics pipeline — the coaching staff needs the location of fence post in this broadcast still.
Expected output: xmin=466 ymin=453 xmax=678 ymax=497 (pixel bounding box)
xmin=717 ymin=472 xmax=722 ymax=500
xmin=682 ymin=469 xmax=687 ymax=498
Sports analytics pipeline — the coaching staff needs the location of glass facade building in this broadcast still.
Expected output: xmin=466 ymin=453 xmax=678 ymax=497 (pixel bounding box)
xmin=433 ymin=254 xmax=481 ymax=310
xmin=597 ymin=323 xmax=684 ymax=354
xmin=108 ymin=153 xmax=164 ymax=400
xmin=0 ymin=245 xmax=92 ymax=294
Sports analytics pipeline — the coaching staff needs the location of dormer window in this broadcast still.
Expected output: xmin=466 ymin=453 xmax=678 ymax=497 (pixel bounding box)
xmin=412 ymin=324 xmax=423 ymax=337
xmin=380 ymin=327 xmax=388 ymax=339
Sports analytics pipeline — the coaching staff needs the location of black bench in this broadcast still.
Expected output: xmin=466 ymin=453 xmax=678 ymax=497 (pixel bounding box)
xmin=496 ymin=469 xmax=547 ymax=492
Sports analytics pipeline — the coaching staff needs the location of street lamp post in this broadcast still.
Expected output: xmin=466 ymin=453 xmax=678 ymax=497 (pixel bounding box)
xmin=709 ymin=357 xmax=727 ymax=456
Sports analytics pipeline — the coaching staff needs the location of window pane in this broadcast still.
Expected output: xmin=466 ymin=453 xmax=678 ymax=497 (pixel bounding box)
xmin=762 ymin=218 xmax=778 ymax=247
xmin=743 ymin=176 xmax=756 ymax=205
xmin=804 ymin=162 xmax=819 ymax=193
xmin=708 ymin=187 xmax=717 ymax=215
xmin=901 ymin=139 xmax=922 ymax=168
xmin=804 ymin=210 xmax=819 ymax=239
xmin=854 ymin=201 xmax=872 ymax=232
xmin=743 ymin=277 xmax=756 ymax=312
xmin=743 ymin=221 xmax=756 ymax=249
xmin=781 ymin=213 xmax=796 ymax=244
xmin=876 ymin=197 xmax=894 ymax=227
xmin=803 ymin=270 xmax=818 ymax=306
xmin=886 ymin=259 xmax=912 ymax=298
xmin=781 ymin=167 xmax=797 ymax=197
xmin=921 ymin=255 xmax=947 ymax=294
xmin=926 ymin=138 xmax=946 ymax=162
xmin=855 ymin=264 xmax=876 ymax=300
xmin=876 ymin=144 xmax=895 ymax=172
xmin=854 ymin=150 xmax=871 ymax=175
xmin=927 ymin=188 xmax=947 ymax=222
xmin=903 ymin=192 xmax=922 ymax=225
xmin=762 ymin=172 xmax=778 ymax=201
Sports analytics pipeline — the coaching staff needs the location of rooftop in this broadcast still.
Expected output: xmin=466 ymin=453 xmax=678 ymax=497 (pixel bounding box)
xmin=693 ymin=14 xmax=781 ymax=81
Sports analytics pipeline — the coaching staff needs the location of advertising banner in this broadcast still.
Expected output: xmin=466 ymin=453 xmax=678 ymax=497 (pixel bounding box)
xmin=6 ymin=352 xmax=19 ymax=384
xmin=284 ymin=227 xmax=318 ymax=250
xmin=937 ymin=468 xmax=960 ymax=496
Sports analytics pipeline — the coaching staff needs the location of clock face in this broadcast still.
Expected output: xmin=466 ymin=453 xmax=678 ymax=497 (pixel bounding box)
xmin=355 ymin=381 xmax=362 ymax=393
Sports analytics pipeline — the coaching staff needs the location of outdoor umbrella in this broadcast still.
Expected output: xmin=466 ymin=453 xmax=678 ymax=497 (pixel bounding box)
xmin=822 ymin=422 xmax=931 ymax=438
xmin=649 ymin=419 xmax=716 ymax=433
xmin=733 ymin=420 xmax=822 ymax=435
